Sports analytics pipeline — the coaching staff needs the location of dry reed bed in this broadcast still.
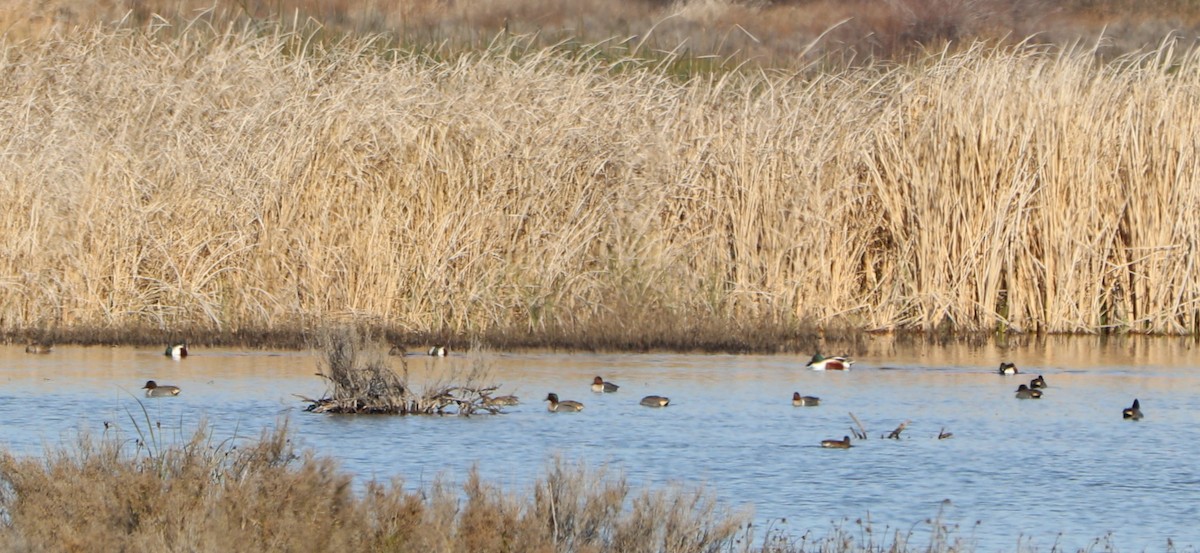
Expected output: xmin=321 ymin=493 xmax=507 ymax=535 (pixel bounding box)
xmin=2 ymin=25 xmax=1200 ymax=344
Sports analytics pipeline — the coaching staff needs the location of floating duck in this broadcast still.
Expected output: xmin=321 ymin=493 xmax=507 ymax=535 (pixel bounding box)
xmin=1015 ymin=384 xmax=1042 ymax=399
xmin=164 ymin=342 xmax=188 ymax=359
xmin=591 ymin=376 xmax=619 ymax=393
xmin=428 ymin=345 xmax=448 ymax=357
xmin=998 ymin=362 xmax=1018 ymax=375
xmin=792 ymin=392 xmax=820 ymax=406
xmin=821 ymin=436 xmax=852 ymax=448
xmin=545 ymin=393 xmax=583 ymax=412
xmin=142 ymin=380 xmax=181 ymax=397
xmin=1030 ymin=375 xmax=1047 ymax=389
xmin=640 ymin=395 xmax=670 ymax=407
xmin=806 ymin=353 xmax=852 ymax=371
xmin=484 ymin=395 xmax=520 ymax=407
xmin=1123 ymin=399 xmax=1143 ymax=420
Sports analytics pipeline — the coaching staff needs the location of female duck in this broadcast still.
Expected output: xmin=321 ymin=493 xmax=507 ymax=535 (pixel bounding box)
xmin=792 ymin=392 xmax=820 ymax=406
xmin=1123 ymin=399 xmax=1143 ymax=420
xmin=806 ymin=353 xmax=853 ymax=371
xmin=1029 ymin=375 xmax=1047 ymax=389
xmin=485 ymin=395 xmax=520 ymax=407
xmin=591 ymin=376 xmax=619 ymax=393
xmin=142 ymin=380 xmax=181 ymax=397
xmin=821 ymin=436 xmax=852 ymax=448
xmin=1015 ymin=384 xmax=1042 ymax=399
xmin=545 ymin=393 xmax=583 ymax=412
xmin=640 ymin=395 xmax=670 ymax=407
xmin=164 ymin=342 xmax=188 ymax=359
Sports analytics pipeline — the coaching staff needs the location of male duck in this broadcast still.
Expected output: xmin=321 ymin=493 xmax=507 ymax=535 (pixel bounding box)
xmin=821 ymin=436 xmax=852 ymax=448
xmin=1029 ymin=375 xmax=1047 ymax=389
xmin=142 ymin=380 xmax=181 ymax=397
xmin=428 ymin=345 xmax=448 ymax=357
xmin=640 ymin=395 xmax=670 ymax=407
xmin=998 ymin=362 xmax=1018 ymax=375
xmin=591 ymin=376 xmax=619 ymax=393
xmin=164 ymin=342 xmax=188 ymax=359
xmin=792 ymin=392 xmax=820 ymax=406
xmin=1123 ymin=399 xmax=1143 ymax=420
xmin=1015 ymin=384 xmax=1042 ymax=399
xmin=545 ymin=393 xmax=584 ymax=412
xmin=806 ymin=353 xmax=852 ymax=371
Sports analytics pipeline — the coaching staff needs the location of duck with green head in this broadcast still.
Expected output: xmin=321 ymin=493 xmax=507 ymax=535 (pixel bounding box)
xmin=545 ymin=393 xmax=583 ymax=412
xmin=792 ymin=392 xmax=820 ymax=406
xmin=165 ymin=342 xmax=188 ymax=359
xmin=806 ymin=353 xmax=852 ymax=371
xmin=143 ymin=380 xmax=181 ymax=397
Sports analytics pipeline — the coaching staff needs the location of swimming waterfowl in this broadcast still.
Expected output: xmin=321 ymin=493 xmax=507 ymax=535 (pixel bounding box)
xmin=591 ymin=376 xmax=619 ymax=393
xmin=821 ymin=436 xmax=852 ymax=448
xmin=428 ymin=345 xmax=448 ymax=356
xmin=792 ymin=392 xmax=820 ymax=406
xmin=806 ymin=353 xmax=853 ymax=371
xmin=1030 ymin=375 xmax=1047 ymax=389
xmin=640 ymin=395 xmax=670 ymax=407
xmin=1015 ymin=384 xmax=1042 ymax=399
xmin=25 ymin=343 xmax=52 ymax=354
xmin=164 ymin=342 xmax=188 ymax=359
xmin=545 ymin=393 xmax=583 ymax=412
xmin=142 ymin=380 xmax=181 ymax=397
xmin=485 ymin=395 xmax=520 ymax=407
xmin=998 ymin=362 xmax=1018 ymax=375
xmin=1123 ymin=399 xmax=1143 ymax=420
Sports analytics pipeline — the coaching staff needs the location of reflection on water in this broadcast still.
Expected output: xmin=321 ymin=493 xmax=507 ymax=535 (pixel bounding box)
xmin=1 ymin=337 xmax=1199 ymax=550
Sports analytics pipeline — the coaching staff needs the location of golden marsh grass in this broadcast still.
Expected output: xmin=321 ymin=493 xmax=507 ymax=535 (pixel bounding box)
xmin=3 ymin=21 xmax=1200 ymax=349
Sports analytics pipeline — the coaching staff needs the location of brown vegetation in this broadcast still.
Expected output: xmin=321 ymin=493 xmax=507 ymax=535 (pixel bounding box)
xmin=0 ymin=423 xmax=750 ymax=552
xmin=3 ymin=8 xmax=1200 ymax=351
xmin=301 ymin=327 xmax=507 ymax=414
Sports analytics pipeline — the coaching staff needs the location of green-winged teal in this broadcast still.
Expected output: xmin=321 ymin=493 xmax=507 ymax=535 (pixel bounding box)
xmin=640 ymin=395 xmax=670 ymax=407
xmin=1015 ymin=384 xmax=1042 ymax=399
xmin=142 ymin=380 xmax=181 ymax=397
xmin=792 ymin=392 xmax=820 ymax=406
xmin=591 ymin=376 xmax=619 ymax=393
xmin=485 ymin=395 xmax=520 ymax=407
xmin=821 ymin=436 xmax=852 ymax=448
xmin=545 ymin=393 xmax=583 ymax=412
xmin=806 ymin=353 xmax=852 ymax=371
xmin=1123 ymin=399 xmax=1143 ymax=420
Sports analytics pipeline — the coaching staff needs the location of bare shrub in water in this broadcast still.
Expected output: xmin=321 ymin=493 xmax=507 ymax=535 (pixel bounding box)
xmin=304 ymin=327 xmax=505 ymax=414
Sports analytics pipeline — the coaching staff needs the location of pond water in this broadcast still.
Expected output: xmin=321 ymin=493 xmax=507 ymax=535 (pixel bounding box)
xmin=1 ymin=337 xmax=1198 ymax=551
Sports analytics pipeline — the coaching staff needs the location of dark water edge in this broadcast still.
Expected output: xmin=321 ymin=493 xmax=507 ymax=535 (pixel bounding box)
xmin=6 ymin=322 xmax=1200 ymax=355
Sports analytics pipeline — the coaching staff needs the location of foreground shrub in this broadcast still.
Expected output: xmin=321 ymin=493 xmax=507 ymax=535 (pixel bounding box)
xmin=0 ymin=423 xmax=746 ymax=552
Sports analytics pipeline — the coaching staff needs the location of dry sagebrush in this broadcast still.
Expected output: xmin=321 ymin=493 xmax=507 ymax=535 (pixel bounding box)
xmin=0 ymin=425 xmax=746 ymax=552
xmin=3 ymin=25 xmax=1200 ymax=345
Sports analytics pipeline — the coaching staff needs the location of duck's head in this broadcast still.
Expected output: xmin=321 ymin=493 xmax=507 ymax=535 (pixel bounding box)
xmin=792 ymin=392 xmax=801 ymax=401
xmin=545 ymin=393 xmax=559 ymax=403
xmin=143 ymin=380 xmax=159 ymax=390
xmin=593 ymin=376 xmax=605 ymax=385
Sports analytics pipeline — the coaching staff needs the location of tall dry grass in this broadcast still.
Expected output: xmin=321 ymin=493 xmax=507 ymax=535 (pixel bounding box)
xmin=2 ymin=21 xmax=1200 ymax=347
xmin=0 ymin=423 xmax=747 ymax=552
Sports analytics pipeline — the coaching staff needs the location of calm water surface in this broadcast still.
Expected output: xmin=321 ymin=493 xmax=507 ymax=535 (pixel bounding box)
xmin=2 ymin=338 xmax=1198 ymax=551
